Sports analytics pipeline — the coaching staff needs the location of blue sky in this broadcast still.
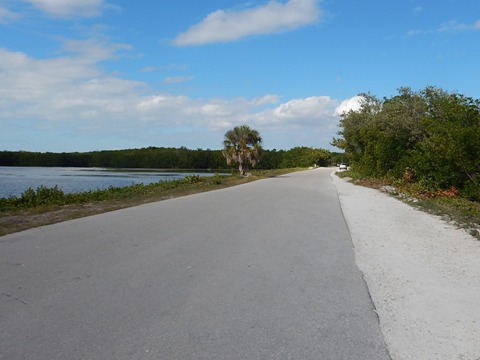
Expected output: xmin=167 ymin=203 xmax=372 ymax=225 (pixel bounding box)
xmin=1 ymin=0 xmax=479 ymax=152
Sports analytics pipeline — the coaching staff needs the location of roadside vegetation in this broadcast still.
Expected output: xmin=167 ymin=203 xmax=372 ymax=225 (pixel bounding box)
xmin=337 ymin=169 xmax=480 ymax=239
xmin=222 ymin=125 xmax=263 ymax=176
xmin=0 ymin=169 xmax=300 ymax=236
xmin=333 ymin=86 xmax=480 ymax=238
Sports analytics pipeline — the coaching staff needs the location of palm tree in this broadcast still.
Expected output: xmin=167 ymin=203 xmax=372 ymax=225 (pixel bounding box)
xmin=222 ymin=125 xmax=263 ymax=176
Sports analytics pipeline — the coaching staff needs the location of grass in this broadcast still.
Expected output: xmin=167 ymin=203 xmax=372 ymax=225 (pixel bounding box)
xmin=336 ymin=170 xmax=480 ymax=239
xmin=0 ymin=168 xmax=300 ymax=237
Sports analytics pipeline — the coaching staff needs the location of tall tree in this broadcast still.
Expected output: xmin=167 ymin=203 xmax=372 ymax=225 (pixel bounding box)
xmin=222 ymin=125 xmax=263 ymax=175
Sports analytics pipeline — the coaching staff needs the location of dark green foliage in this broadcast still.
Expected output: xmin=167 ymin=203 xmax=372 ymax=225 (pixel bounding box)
xmin=1 ymin=185 xmax=67 ymax=208
xmin=334 ymin=86 xmax=480 ymax=200
xmin=278 ymin=147 xmax=331 ymax=168
xmin=0 ymin=147 xmax=227 ymax=170
xmin=183 ymin=175 xmax=201 ymax=184
xmin=26 ymin=185 xmax=66 ymax=206
xmin=0 ymin=147 xmax=335 ymax=171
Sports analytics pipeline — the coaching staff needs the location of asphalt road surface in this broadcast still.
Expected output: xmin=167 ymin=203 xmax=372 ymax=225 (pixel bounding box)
xmin=1 ymin=168 xmax=390 ymax=359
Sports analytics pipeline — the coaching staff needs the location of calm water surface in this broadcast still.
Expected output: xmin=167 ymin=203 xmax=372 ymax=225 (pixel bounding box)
xmin=0 ymin=167 xmax=221 ymax=198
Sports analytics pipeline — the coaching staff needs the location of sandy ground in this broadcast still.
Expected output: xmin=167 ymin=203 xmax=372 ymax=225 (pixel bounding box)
xmin=331 ymin=172 xmax=480 ymax=360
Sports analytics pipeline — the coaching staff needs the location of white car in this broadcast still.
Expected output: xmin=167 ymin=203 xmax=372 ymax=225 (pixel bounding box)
xmin=339 ymin=163 xmax=348 ymax=170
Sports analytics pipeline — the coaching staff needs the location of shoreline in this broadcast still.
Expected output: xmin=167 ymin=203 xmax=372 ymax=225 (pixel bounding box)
xmin=0 ymin=168 xmax=297 ymax=237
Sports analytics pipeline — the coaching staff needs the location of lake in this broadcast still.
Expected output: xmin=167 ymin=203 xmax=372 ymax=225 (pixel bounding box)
xmin=0 ymin=167 xmax=223 ymax=198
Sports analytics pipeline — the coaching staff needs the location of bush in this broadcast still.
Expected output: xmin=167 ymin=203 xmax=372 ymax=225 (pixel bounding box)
xmin=18 ymin=186 xmax=66 ymax=206
xmin=183 ymin=175 xmax=201 ymax=184
xmin=460 ymin=182 xmax=480 ymax=202
xmin=335 ymin=86 xmax=480 ymax=201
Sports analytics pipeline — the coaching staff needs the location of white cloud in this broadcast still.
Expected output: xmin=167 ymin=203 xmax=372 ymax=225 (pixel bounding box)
xmin=0 ymin=40 xmax=348 ymax=150
xmin=136 ymin=96 xmax=249 ymax=128
xmin=137 ymin=95 xmax=192 ymax=114
xmin=0 ymin=43 xmax=142 ymax=127
xmin=173 ymin=0 xmax=321 ymax=46
xmin=250 ymin=96 xmax=338 ymax=130
xmin=334 ymin=95 xmax=363 ymax=116
xmin=25 ymin=0 xmax=106 ymax=18
xmin=251 ymin=94 xmax=281 ymax=106
xmin=271 ymin=96 xmax=335 ymax=119
xmin=240 ymin=96 xmax=343 ymax=149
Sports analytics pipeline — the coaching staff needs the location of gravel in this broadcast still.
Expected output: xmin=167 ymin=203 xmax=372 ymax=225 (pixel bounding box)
xmin=332 ymin=172 xmax=480 ymax=360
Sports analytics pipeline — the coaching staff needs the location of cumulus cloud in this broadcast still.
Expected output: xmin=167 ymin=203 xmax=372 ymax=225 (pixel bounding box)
xmin=0 ymin=39 xmax=350 ymax=150
xmin=136 ymin=96 xmax=254 ymax=128
xmin=252 ymin=94 xmax=281 ymax=106
xmin=25 ymin=0 xmax=107 ymax=18
xmin=272 ymin=96 xmax=336 ymax=119
xmin=0 ymin=42 xmax=142 ymax=127
xmin=173 ymin=0 xmax=321 ymax=46
xmin=334 ymin=95 xmax=363 ymax=116
xmin=247 ymin=96 xmax=338 ymax=132
xmin=135 ymin=94 xmax=343 ymax=149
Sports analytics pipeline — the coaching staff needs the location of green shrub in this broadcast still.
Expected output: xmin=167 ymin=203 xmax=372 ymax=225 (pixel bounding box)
xmin=183 ymin=175 xmax=201 ymax=184
xmin=335 ymin=86 xmax=480 ymax=202
xmin=460 ymin=182 xmax=480 ymax=202
xmin=18 ymin=186 xmax=66 ymax=206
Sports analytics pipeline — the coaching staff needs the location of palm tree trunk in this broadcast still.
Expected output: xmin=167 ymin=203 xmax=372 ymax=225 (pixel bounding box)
xmin=238 ymin=162 xmax=245 ymax=176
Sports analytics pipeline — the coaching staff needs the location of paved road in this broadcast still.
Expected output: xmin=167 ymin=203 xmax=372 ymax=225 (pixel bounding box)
xmin=0 ymin=168 xmax=390 ymax=360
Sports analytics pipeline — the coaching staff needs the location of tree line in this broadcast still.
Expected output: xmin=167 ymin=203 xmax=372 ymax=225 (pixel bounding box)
xmin=0 ymin=146 xmax=339 ymax=170
xmin=333 ymin=86 xmax=480 ymax=201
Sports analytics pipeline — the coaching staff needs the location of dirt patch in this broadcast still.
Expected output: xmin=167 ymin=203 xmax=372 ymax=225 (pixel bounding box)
xmin=0 ymin=203 xmax=118 ymax=236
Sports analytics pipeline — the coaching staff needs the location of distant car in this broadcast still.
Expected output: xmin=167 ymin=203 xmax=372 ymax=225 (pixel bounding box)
xmin=339 ymin=163 xmax=348 ymax=170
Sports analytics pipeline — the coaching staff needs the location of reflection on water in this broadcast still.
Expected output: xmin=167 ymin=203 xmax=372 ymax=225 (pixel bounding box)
xmin=0 ymin=167 xmax=221 ymax=198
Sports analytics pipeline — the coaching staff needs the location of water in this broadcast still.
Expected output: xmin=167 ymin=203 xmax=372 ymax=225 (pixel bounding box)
xmin=0 ymin=167 xmax=222 ymax=198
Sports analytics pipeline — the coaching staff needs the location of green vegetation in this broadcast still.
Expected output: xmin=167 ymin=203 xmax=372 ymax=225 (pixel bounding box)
xmin=0 ymin=146 xmax=337 ymax=170
xmin=0 ymin=169 xmax=300 ymax=236
xmin=337 ymin=169 xmax=480 ymax=239
xmin=333 ymin=86 xmax=480 ymax=238
xmin=222 ymin=125 xmax=263 ymax=175
xmin=0 ymin=141 xmax=340 ymax=236
xmin=0 ymin=175 xmax=210 ymax=210
xmin=333 ymin=86 xmax=480 ymax=201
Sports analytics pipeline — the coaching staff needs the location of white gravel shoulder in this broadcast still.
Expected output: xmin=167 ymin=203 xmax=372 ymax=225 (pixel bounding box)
xmin=331 ymin=172 xmax=480 ymax=360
